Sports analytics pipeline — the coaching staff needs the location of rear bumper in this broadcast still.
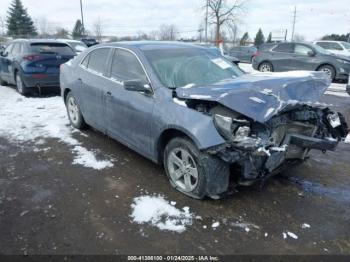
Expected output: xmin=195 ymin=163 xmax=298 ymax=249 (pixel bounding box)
xmin=22 ymin=73 xmax=60 ymax=88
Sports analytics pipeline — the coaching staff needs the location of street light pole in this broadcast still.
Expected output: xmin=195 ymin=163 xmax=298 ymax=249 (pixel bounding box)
xmin=80 ymin=0 xmax=85 ymax=36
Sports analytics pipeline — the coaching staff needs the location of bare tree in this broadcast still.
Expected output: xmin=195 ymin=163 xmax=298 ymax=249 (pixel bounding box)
xmin=93 ymin=17 xmax=104 ymax=42
xmin=158 ymin=24 xmax=178 ymax=41
xmin=36 ymin=17 xmax=53 ymax=37
xmin=54 ymin=27 xmax=69 ymax=38
xmin=148 ymin=30 xmax=159 ymax=40
xmin=207 ymin=0 xmax=245 ymax=45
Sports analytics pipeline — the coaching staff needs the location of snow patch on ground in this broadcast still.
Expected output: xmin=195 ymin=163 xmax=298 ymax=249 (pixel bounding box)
xmin=130 ymin=195 xmax=194 ymax=233
xmin=345 ymin=134 xmax=350 ymax=144
xmin=0 ymin=86 xmax=114 ymax=170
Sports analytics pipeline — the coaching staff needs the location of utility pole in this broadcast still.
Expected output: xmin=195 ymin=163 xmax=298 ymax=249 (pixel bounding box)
xmin=205 ymin=0 xmax=209 ymax=43
xmin=291 ymin=6 xmax=297 ymax=41
xmin=80 ymin=0 xmax=85 ymax=36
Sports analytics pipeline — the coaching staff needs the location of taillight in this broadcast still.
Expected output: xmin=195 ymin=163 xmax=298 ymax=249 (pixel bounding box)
xmin=23 ymin=55 xmax=41 ymax=61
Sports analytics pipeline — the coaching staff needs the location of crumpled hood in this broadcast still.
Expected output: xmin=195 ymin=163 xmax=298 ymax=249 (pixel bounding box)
xmin=176 ymin=71 xmax=331 ymax=123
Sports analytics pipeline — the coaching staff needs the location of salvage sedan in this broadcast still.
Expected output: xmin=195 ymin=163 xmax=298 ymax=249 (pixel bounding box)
xmin=60 ymin=42 xmax=348 ymax=199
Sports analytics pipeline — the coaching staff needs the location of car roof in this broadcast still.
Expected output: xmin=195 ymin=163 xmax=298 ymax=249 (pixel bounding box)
xmin=96 ymin=41 xmax=210 ymax=51
xmin=314 ymin=40 xmax=341 ymax=43
xmin=57 ymin=39 xmax=83 ymax=43
xmin=10 ymin=39 xmax=70 ymax=44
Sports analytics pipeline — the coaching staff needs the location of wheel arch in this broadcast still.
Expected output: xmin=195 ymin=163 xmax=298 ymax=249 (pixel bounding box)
xmin=156 ymin=127 xmax=200 ymax=164
xmin=316 ymin=63 xmax=336 ymax=72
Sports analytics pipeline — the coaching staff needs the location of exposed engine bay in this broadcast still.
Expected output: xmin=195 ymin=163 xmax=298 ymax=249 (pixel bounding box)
xmin=183 ymin=99 xmax=348 ymax=185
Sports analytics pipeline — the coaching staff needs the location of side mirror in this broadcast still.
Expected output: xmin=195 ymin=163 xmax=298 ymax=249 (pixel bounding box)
xmin=307 ymin=51 xmax=315 ymax=57
xmin=124 ymin=79 xmax=152 ymax=94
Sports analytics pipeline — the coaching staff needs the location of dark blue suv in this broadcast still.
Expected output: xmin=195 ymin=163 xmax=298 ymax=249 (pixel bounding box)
xmin=0 ymin=39 xmax=75 ymax=95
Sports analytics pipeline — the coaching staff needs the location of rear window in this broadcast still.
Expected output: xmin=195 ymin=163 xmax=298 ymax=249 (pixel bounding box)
xmin=273 ymin=43 xmax=294 ymax=53
xmin=30 ymin=43 xmax=75 ymax=55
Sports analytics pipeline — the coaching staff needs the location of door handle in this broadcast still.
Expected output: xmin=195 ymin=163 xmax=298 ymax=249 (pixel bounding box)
xmin=106 ymin=91 xmax=112 ymax=96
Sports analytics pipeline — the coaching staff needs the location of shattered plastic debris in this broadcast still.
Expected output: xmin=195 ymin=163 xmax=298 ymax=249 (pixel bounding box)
xmin=257 ymin=147 xmax=271 ymax=157
xmin=130 ymin=195 xmax=194 ymax=233
xmin=270 ymin=145 xmax=288 ymax=152
xmin=283 ymin=232 xmax=287 ymax=239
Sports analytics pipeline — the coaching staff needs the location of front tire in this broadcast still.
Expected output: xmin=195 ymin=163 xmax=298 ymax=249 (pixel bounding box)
xmin=258 ymin=62 xmax=274 ymax=72
xmin=66 ymin=92 xmax=86 ymax=129
xmin=163 ymin=137 xmax=230 ymax=199
xmin=317 ymin=65 xmax=335 ymax=81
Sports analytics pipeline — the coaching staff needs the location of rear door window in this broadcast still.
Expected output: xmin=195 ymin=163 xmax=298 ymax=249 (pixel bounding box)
xmin=294 ymin=44 xmax=313 ymax=55
xmin=272 ymin=43 xmax=294 ymax=53
xmin=316 ymin=42 xmax=343 ymax=50
xmin=86 ymin=48 xmax=110 ymax=75
xmin=110 ymin=49 xmax=147 ymax=82
xmin=30 ymin=43 xmax=75 ymax=55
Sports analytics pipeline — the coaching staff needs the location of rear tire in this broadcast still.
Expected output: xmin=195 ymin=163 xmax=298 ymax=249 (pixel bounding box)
xmin=163 ymin=137 xmax=230 ymax=199
xmin=15 ymin=72 xmax=29 ymax=95
xmin=317 ymin=65 xmax=335 ymax=81
xmin=258 ymin=62 xmax=274 ymax=72
xmin=66 ymin=92 xmax=87 ymax=130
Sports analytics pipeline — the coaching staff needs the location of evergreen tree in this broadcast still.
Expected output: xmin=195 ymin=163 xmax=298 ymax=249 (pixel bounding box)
xmin=239 ymin=32 xmax=249 ymax=46
xmin=72 ymin=20 xmax=84 ymax=39
xmin=6 ymin=0 xmax=37 ymax=37
xmin=254 ymin=28 xmax=265 ymax=46
xmin=266 ymin=32 xmax=272 ymax=43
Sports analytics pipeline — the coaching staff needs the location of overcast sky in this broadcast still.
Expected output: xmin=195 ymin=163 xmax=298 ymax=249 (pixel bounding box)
xmin=0 ymin=0 xmax=349 ymax=41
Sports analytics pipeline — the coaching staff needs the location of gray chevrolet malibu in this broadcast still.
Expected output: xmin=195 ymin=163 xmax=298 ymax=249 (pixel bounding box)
xmin=60 ymin=42 xmax=348 ymax=199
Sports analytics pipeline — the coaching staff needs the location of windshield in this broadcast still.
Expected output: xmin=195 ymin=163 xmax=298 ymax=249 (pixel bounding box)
xmin=312 ymin=44 xmax=332 ymax=55
xmin=341 ymin=41 xmax=350 ymax=50
xmin=143 ymin=48 xmax=244 ymax=88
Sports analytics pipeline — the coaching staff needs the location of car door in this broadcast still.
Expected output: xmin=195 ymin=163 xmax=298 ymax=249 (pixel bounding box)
xmin=269 ymin=43 xmax=295 ymax=71
xmin=105 ymin=48 xmax=154 ymax=157
xmin=76 ymin=47 xmax=112 ymax=132
xmin=0 ymin=44 xmax=15 ymax=83
xmin=292 ymin=44 xmax=318 ymax=71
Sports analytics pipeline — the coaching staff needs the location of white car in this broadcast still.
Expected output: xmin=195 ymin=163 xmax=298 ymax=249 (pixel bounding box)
xmin=314 ymin=41 xmax=350 ymax=57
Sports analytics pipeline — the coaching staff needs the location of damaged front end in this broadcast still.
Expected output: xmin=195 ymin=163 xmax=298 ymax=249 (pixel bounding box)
xmin=207 ymin=105 xmax=348 ymax=185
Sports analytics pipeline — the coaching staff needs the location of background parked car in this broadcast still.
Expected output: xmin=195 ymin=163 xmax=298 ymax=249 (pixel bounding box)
xmin=314 ymin=40 xmax=350 ymax=57
xmin=0 ymin=39 xmax=75 ymax=95
xmin=229 ymin=46 xmax=257 ymax=63
xmin=252 ymin=42 xmax=350 ymax=81
xmin=347 ymin=76 xmax=350 ymax=95
xmin=58 ymin=39 xmax=88 ymax=54
xmin=81 ymin=38 xmax=99 ymax=47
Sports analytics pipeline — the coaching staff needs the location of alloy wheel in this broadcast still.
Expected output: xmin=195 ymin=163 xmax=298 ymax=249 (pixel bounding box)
xmin=67 ymin=96 xmax=80 ymax=125
xmin=167 ymin=147 xmax=199 ymax=192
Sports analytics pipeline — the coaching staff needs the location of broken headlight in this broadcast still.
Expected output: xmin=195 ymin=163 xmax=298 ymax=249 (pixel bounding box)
xmin=214 ymin=114 xmax=233 ymax=140
xmin=213 ymin=114 xmax=251 ymax=141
